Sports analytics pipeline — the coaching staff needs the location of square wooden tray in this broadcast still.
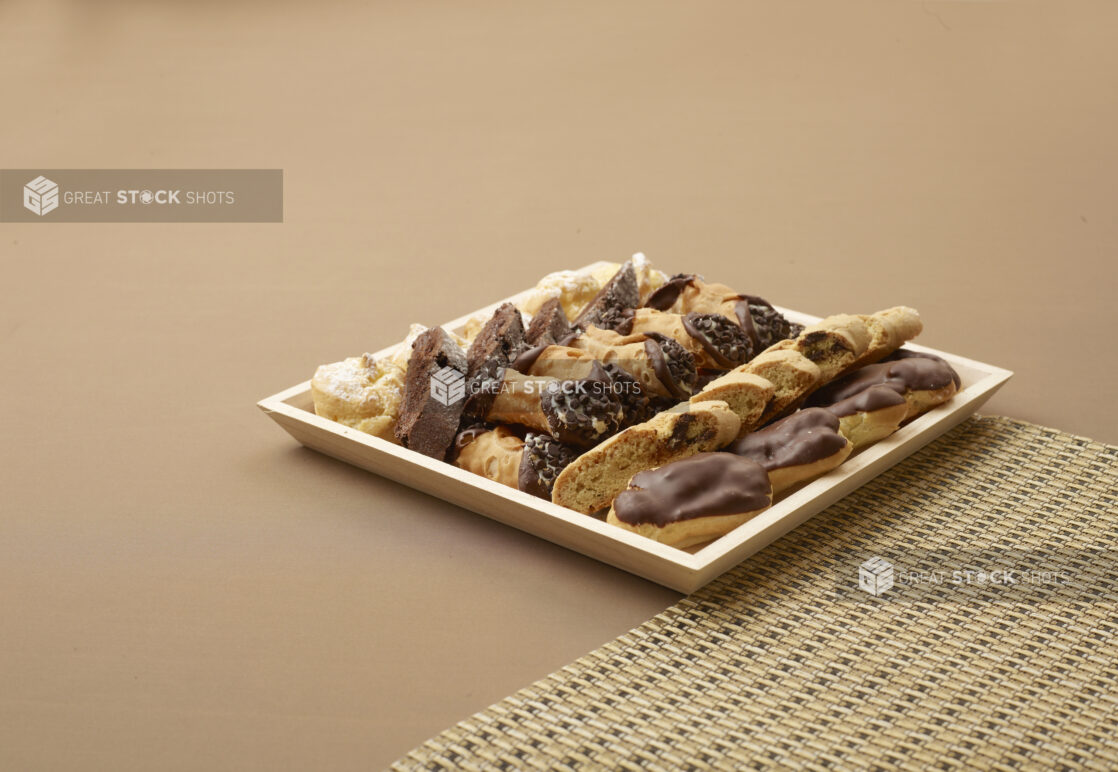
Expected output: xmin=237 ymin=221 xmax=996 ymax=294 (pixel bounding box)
xmin=258 ymin=265 xmax=1012 ymax=593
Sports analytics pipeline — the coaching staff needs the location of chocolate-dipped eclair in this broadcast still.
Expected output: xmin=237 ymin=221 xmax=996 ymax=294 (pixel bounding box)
xmin=606 ymin=452 xmax=773 ymax=548
xmin=727 ymin=407 xmax=853 ymax=494
xmin=468 ymin=369 xmax=623 ymax=447
xmin=627 ymin=307 xmax=753 ymax=369
xmin=453 ymin=425 xmax=579 ymax=500
xmin=805 ymin=349 xmax=960 ymax=420
xmin=822 ymin=384 xmax=909 ymax=449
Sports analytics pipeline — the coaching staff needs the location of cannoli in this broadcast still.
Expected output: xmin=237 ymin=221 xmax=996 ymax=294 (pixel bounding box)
xmin=453 ymin=425 xmax=580 ymax=500
xmin=644 ymin=275 xmax=803 ymax=349
xmin=468 ymin=369 xmax=623 ymax=447
xmin=727 ymin=408 xmax=853 ymax=494
xmin=606 ymin=452 xmax=772 ymax=548
xmin=627 ymin=308 xmax=753 ymax=369
xmin=563 ymin=325 xmax=697 ymax=401
xmin=551 ymin=401 xmax=741 ymax=514
xmin=510 ymin=344 xmax=653 ymax=427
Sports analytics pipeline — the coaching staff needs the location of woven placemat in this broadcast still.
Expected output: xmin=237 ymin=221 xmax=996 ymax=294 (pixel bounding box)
xmin=392 ymin=416 xmax=1118 ymax=771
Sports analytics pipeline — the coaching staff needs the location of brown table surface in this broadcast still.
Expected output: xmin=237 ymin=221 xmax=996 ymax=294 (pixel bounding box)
xmin=2 ymin=1 xmax=1116 ymax=769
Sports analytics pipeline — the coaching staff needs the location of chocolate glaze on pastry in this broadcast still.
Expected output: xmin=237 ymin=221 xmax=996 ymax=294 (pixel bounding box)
xmin=642 ymin=332 xmax=697 ymax=401
xmin=824 ymin=383 xmax=907 ymax=417
xmin=728 ymin=408 xmax=848 ymax=471
xmin=450 ymin=423 xmax=494 ymax=461
xmin=883 ymin=348 xmax=962 ymax=388
xmin=572 ymin=260 xmax=640 ymax=332
xmin=601 ymin=361 xmax=655 ymax=427
xmin=734 ymin=295 xmax=804 ymax=350
xmin=519 ymin=433 xmax=580 ymax=499
xmin=524 ymin=297 xmax=573 ymax=345
xmin=645 ymin=276 xmax=801 ymax=351
xmin=643 ymin=273 xmax=698 ymax=311
xmin=509 ymin=343 xmax=550 ymax=375
xmin=612 ymin=452 xmax=771 ymax=526
xmin=682 ymin=312 xmax=753 ymax=368
xmin=806 ymin=356 xmax=961 ymax=408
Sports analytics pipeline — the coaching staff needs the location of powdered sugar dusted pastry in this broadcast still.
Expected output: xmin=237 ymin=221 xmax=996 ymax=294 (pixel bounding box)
xmin=517 ymin=269 xmax=604 ymax=321
xmin=311 ymin=353 xmax=406 ymax=442
xmin=453 ymin=425 xmax=579 ymax=500
xmin=728 ymin=408 xmax=853 ymax=494
xmin=551 ymin=401 xmax=741 ymax=514
xmin=606 ymin=453 xmax=772 ymax=548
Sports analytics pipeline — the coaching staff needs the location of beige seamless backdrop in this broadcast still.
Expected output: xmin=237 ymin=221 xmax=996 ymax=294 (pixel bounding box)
xmin=1 ymin=1 xmax=1116 ymax=770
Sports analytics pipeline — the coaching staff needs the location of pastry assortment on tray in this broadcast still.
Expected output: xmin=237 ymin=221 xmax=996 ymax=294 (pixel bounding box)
xmin=310 ymin=255 xmax=961 ymax=549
